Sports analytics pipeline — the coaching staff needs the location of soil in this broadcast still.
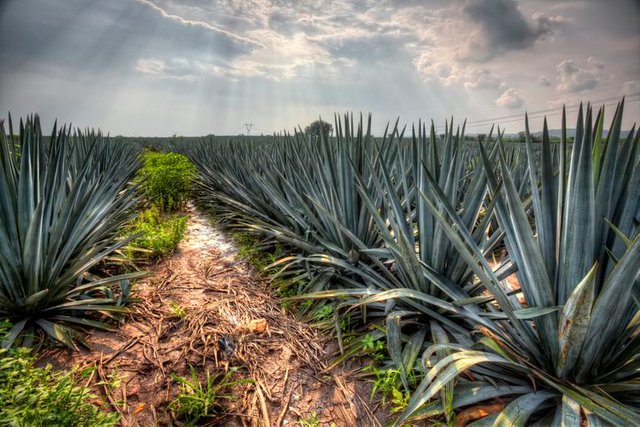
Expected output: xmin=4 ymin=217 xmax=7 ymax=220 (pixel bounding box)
xmin=39 ymin=204 xmax=388 ymax=427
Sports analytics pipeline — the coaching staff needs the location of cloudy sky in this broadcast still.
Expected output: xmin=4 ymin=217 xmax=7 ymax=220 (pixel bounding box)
xmin=1 ymin=0 xmax=638 ymax=136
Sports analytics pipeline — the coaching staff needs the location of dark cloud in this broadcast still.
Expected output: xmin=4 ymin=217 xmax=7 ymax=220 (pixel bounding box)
xmin=461 ymin=0 xmax=564 ymax=61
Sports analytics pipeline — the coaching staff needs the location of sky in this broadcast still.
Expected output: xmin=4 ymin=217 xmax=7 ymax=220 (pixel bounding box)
xmin=1 ymin=0 xmax=638 ymax=136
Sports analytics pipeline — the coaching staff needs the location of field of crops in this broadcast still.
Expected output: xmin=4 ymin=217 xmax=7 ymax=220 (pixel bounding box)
xmin=1 ymin=100 xmax=639 ymax=425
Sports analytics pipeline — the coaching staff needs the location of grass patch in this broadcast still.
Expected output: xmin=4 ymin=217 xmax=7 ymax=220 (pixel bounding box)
xmin=124 ymin=206 xmax=188 ymax=261
xmin=0 ymin=343 xmax=119 ymax=426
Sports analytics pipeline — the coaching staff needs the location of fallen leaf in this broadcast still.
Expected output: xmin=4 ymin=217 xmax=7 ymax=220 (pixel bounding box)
xmin=455 ymin=403 xmax=505 ymax=427
xmin=249 ymin=318 xmax=267 ymax=333
xmin=134 ymin=403 xmax=146 ymax=414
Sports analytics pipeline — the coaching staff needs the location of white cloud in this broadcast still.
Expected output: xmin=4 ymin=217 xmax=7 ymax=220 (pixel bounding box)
xmin=621 ymin=80 xmax=640 ymax=95
xmin=495 ymin=88 xmax=524 ymax=109
xmin=134 ymin=0 xmax=261 ymax=47
xmin=464 ymin=69 xmax=503 ymax=90
xmin=556 ymin=57 xmax=607 ymax=93
xmin=539 ymin=76 xmax=552 ymax=87
xmin=222 ymin=31 xmax=337 ymax=80
xmin=135 ymin=57 xmax=211 ymax=80
xmin=135 ymin=58 xmax=164 ymax=75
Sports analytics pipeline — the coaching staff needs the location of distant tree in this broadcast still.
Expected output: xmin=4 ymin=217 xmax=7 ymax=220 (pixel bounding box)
xmin=518 ymin=131 xmax=526 ymax=142
xmin=305 ymin=119 xmax=333 ymax=138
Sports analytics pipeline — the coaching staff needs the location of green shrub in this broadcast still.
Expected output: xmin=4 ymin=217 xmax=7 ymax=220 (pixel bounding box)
xmin=0 ymin=344 xmax=119 ymax=426
xmin=125 ymin=207 xmax=188 ymax=260
xmin=139 ymin=151 xmax=196 ymax=212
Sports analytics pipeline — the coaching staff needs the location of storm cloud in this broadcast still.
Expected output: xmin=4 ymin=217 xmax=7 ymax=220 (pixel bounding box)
xmin=460 ymin=0 xmax=565 ymax=61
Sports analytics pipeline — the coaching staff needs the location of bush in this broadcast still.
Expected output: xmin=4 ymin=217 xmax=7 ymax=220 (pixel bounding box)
xmin=0 ymin=333 xmax=119 ymax=426
xmin=139 ymin=151 xmax=196 ymax=212
xmin=125 ymin=207 xmax=188 ymax=260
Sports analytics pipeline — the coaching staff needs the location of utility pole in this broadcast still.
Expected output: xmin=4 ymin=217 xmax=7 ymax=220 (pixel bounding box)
xmin=244 ymin=123 xmax=253 ymax=135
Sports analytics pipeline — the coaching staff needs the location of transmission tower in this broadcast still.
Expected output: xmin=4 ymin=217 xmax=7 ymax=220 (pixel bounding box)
xmin=244 ymin=123 xmax=254 ymax=135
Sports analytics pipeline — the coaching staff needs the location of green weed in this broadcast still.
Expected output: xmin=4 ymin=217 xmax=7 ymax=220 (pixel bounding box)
xmin=169 ymin=367 xmax=252 ymax=425
xmin=169 ymin=301 xmax=188 ymax=319
xmin=0 ymin=345 xmax=119 ymax=426
xmin=297 ymin=411 xmax=320 ymax=427
xmin=124 ymin=207 xmax=188 ymax=261
xmin=361 ymin=333 xmax=386 ymax=362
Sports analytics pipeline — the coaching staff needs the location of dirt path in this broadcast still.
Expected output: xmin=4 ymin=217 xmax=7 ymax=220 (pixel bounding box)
xmin=42 ymin=204 xmax=386 ymax=426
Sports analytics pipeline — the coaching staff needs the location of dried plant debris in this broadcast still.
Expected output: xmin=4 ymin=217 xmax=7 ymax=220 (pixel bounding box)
xmin=40 ymin=204 xmax=386 ymax=426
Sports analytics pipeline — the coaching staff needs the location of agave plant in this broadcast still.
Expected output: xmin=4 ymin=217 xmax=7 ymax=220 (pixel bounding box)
xmin=0 ymin=115 xmax=144 ymax=348
xmin=398 ymin=100 xmax=640 ymax=425
xmin=297 ymin=120 xmax=524 ymax=408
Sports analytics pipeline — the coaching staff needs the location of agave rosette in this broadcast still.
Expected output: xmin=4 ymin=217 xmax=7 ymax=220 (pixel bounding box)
xmin=0 ymin=115 xmax=144 ymax=348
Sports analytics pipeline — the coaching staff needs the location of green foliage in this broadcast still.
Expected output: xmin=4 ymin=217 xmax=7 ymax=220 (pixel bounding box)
xmin=361 ymin=333 xmax=386 ymax=362
xmin=169 ymin=367 xmax=251 ymax=425
xmin=0 ymin=115 xmax=144 ymax=349
xmin=139 ymin=151 xmax=196 ymax=212
xmin=0 ymin=346 xmax=119 ymax=426
xmin=310 ymin=304 xmax=334 ymax=322
xmin=124 ymin=207 xmax=188 ymax=260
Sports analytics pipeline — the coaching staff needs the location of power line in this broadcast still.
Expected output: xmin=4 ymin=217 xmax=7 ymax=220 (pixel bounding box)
xmin=435 ymin=93 xmax=640 ymax=130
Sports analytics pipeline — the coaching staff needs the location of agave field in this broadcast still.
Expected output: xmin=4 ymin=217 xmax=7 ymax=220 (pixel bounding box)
xmin=184 ymin=100 xmax=640 ymax=425
xmin=1 ymin=100 xmax=639 ymax=426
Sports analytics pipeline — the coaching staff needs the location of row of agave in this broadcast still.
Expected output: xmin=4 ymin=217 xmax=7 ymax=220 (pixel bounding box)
xmin=186 ymin=100 xmax=639 ymax=425
xmin=0 ymin=115 xmax=145 ymax=349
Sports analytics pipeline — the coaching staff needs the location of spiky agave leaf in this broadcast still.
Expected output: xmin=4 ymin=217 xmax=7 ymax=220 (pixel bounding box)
xmin=0 ymin=115 xmax=144 ymax=348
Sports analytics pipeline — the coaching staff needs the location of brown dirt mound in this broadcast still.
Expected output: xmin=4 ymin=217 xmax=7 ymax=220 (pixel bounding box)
xmin=40 ymin=204 xmax=387 ymax=426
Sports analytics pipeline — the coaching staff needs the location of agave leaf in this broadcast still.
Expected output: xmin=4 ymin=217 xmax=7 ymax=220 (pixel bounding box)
xmin=479 ymin=307 xmax=562 ymax=320
xmin=559 ymin=395 xmax=582 ymax=427
xmin=493 ymin=390 xmax=557 ymax=427
xmin=577 ymin=235 xmax=640 ymax=380
xmin=430 ymin=321 xmax=454 ymax=423
xmin=1 ymin=319 xmax=27 ymax=349
xmin=50 ymin=316 xmax=114 ymax=331
xmin=24 ymin=288 xmax=50 ymax=308
xmin=35 ymin=318 xmax=76 ymax=349
xmin=496 ymin=142 xmax=558 ymax=360
xmin=556 ymin=263 xmax=597 ymax=378
xmin=387 ymin=314 xmax=408 ymax=388
xmin=558 ymin=105 xmax=595 ymax=304
xmin=585 ymin=412 xmax=603 ymax=427
xmin=403 ymin=328 xmax=427 ymax=374
xmin=397 ymin=350 xmax=517 ymax=425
